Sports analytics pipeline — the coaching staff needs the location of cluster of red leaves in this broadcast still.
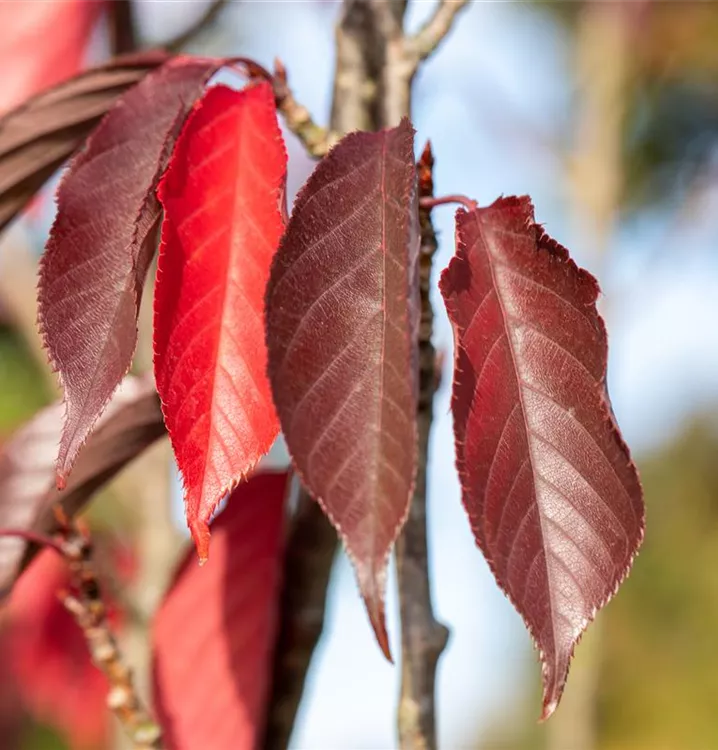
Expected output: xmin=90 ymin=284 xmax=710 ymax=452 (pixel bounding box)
xmin=0 ymin=39 xmax=646 ymax=744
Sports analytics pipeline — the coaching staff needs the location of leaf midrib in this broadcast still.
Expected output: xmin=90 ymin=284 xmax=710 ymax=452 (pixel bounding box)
xmin=472 ymin=209 xmax=560 ymax=672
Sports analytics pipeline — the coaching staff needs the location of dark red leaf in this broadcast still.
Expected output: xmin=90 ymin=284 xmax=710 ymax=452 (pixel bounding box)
xmin=38 ymin=55 xmax=226 ymax=486
xmin=154 ymin=83 xmax=285 ymax=560
xmin=0 ymin=50 xmax=169 ymax=232
xmin=439 ymin=197 xmax=644 ymax=718
xmin=265 ymin=119 xmax=420 ymax=657
xmin=152 ymin=471 xmax=289 ymax=750
xmin=0 ymin=375 xmax=164 ymax=601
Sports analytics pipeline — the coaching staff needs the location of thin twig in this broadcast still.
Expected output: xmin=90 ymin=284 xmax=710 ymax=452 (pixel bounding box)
xmin=272 ymin=60 xmax=338 ymax=158
xmin=395 ymin=143 xmax=449 ymax=750
xmin=109 ymin=0 xmax=139 ymax=56
xmin=162 ymin=0 xmax=229 ymax=53
xmin=52 ymin=513 xmax=162 ymax=749
xmin=0 ymin=528 xmax=65 ymax=556
xmin=263 ymin=485 xmax=337 ymax=750
xmin=404 ymin=0 xmax=470 ymax=68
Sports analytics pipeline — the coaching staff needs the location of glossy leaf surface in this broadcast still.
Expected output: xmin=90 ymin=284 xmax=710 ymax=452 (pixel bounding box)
xmin=0 ymin=375 xmax=164 ymax=600
xmin=439 ymin=197 xmax=644 ymax=717
xmin=154 ymin=83 xmax=285 ymax=559
xmin=152 ymin=471 xmax=289 ymax=750
xmin=0 ymin=51 xmax=168 ymax=232
xmin=38 ymin=56 xmax=224 ymax=486
xmin=265 ymin=119 xmax=420 ymax=656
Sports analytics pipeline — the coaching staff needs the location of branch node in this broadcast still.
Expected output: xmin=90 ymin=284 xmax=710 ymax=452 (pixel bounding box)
xmin=272 ymin=59 xmax=338 ymax=158
xmin=404 ymin=0 xmax=470 ymax=70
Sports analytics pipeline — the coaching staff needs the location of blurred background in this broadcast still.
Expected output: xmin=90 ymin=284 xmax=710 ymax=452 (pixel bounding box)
xmin=0 ymin=1 xmax=716 ymax=749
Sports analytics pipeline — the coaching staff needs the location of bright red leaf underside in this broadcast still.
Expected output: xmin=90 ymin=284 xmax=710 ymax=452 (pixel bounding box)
xmin=152 ymin=471 xmax=289 ymax=750
xmin=38 ymin=56 xmax=226 ymax=487
xmin=439 ymin=197 xmax=644 ymax=718
xmin=154 ymin=82 xmax=285 ymax=560
xmin=265 ymin=119 xmax=420 ymax=657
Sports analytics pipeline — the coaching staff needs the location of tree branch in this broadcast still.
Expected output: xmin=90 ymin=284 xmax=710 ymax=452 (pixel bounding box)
xmin=272 ymin=60 xmax=338 ymax=158
xmin=162 ymin=0 xmax=229 ymax=53
xmin=263 ymin=487 xmax=337 ymax=750
xmin=109 ymin=0 xmax=139 ymax=56
xmin=55 ymin=515 xmax=162 ymax=749
xmin=404 ymin=0 xmax=469 ymax=68
xmin=395 ymin=144 xmax=449 ymax=750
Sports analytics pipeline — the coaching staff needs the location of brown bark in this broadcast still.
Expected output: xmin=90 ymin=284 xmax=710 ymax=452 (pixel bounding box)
xmin=395 ymin=144 xmax=449 ymax=750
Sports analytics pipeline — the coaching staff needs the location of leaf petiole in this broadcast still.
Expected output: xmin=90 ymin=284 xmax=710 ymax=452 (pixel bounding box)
xmin=0 ymin=528 xmax=65 ymax=555
xmin=419 ymin=194 xmax=478 ymax=212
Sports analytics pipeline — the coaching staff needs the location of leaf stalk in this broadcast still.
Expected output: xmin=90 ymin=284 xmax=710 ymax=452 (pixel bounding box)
xmin=419 ymin=194 xmax=478 ymax=212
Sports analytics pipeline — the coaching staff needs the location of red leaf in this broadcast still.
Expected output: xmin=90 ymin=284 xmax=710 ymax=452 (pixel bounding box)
xmin=265 ymin=120 xmax=420 ymax=657
xmin=152 ymin=471 xmax=289 ymax=750
xmin=154 ymin=83 xmax=285 ymax=560
xmin=439 ymin=197 xmax=644 ymax=718
xmin=38 ymin=56 xmax=226 ymax=486
xmin=5 ymin=548 xmax=116 ymax=750
xmin=0 ymin=375 xmax=164 ymax=600
xmin=0 ymin=51 xmax=169 ymax=232
xmin=0 ymin=0 xmax=103 ymax=114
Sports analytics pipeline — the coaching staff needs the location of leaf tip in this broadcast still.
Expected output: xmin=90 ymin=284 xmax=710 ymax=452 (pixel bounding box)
xmin=356 ymin=563 xmax=392 ymax=662
xmin=369 ymin=605 xmax=392 ymax=663
xmin=538 ymin=644 xmax=569 ymax=722
xmin=190 ymin=520 xmax=211 ymax=565
xmin=55 ymin=433 xmax=78 ymax=491
xmin=539 ymin=698 xmax=558 ymax=723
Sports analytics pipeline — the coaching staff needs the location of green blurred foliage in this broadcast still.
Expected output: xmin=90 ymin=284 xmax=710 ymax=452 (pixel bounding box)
xmin=621 ymin=3 xmax=718 ymax=211
xmin=597 ymin=418 xmax=718 ymax=750
xmin=538 ymin=1 xmax=718 ymax=212
xmin=0 ymin=327 xmax=49 ymax=438
xmin=21 ymin=724 xmax=67 ymax=750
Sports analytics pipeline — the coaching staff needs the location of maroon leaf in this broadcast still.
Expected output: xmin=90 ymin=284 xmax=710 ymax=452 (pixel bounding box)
xmin=38 ymin=55 xmax=226 ymax=487
xmin=0 ymin=50 xmax=169 ymax=232
xmin=439 ymin=197 xmax=644 ymax=717
xmin=0 ymin=375 xmax=164 ymax=601
xmin=152 ymin=470 xmax=289 ymax=750
xmin=265 ymin=119 xmax=420 ymax=657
